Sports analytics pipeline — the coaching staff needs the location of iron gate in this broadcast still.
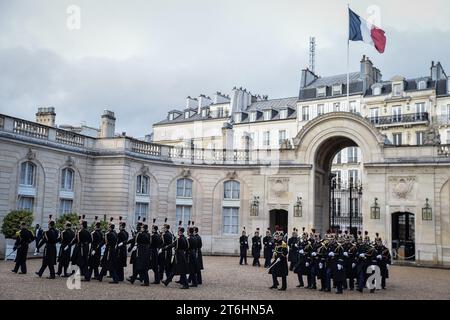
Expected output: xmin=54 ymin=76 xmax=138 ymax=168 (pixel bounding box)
xmin=329 ymin=174 xmax=363 ymax=236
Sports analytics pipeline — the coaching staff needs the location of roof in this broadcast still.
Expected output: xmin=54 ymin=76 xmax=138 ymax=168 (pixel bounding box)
xmin=303 ymin=72 xmax=361 ymax=89
xmin=245 ymin=97 xmax=298 ymax=112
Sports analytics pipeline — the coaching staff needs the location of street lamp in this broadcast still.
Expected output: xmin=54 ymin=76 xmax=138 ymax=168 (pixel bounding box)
xmin=370 ymin=197 xmax=380 ymax=219
xmin=294 ymin=196 xmax=303 ymax=217
xmin=422 ymin=198 xmax=432 ymax=221
xmin=250 ymin=196 xmax=259 ymax=216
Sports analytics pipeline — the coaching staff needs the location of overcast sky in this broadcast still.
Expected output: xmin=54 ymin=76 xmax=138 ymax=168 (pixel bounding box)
xmin=0 ymin=0 xmax=449 ymax=137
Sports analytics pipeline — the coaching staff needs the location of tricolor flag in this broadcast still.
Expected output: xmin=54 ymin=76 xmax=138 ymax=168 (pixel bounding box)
xmin=349 ymin=8 xmax=386 ymax=53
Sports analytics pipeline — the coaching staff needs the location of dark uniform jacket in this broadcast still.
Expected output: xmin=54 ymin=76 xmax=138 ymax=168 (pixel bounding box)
xmin=73 ymin=229 xmax=92 ymax=267
xmin=14 ymin=228 xmax=34 ymax=264
xmin=38 ymin=228 xmax=59 ymax=266
xmin=150 ymin=231 xmax=162 ymax=270
xmin=89 ymin=229 xmax=103 ymax=268
xmin=58 ymin=228 xmax=75 ymax=266
xmin=101 ymin=230 xmax=118 ymax=270
xmin=159 ymin=231 xmax=173 ymax=269
xmin=376 ymin=244 xmax=391 ymax=278
xmin=134 ymin=230 xmax=151 ymax=271
xmin=294 ymin=240 xmax=311 ymax=275
xmin=166 ymin=235 xmax=189 ymax=276
xmin=117 ymin=229 xmax=129 ymax=267
xmin=251 ymin=236 xmax=262 ymax=258
xmin=268 ymin=241 xmax=289 ymax=277
xmin=187 ymin=235 xmax=199 ymax=274
xmin=239 ymin=235 xmax=249 ymax=255
xmin=194 ymin=233 xmax=204 ymax=270
xmin=263 ymin=235 xmax=274 ymax=260
xmin=288 ymin=236 xmax=299 ymax=264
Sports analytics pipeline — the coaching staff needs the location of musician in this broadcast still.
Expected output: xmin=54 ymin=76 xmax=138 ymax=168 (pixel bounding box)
xmin=116 ymin=222 xmax=129 ymax=282
xmin=263 ymin=229 xmax=274 ymax=268
xmin=251 ymin=228 xmax=262 ymax=267
xmin=239 ymin=228 xmax=249 ymax=265
xmin=11 ymin=222 xmax=34 ymax=274
xmin=150 ymin=224 xmax=162 ymax=284
xmin=268 ymin=231 xmax=288 ymax=291
xmin=159 ymin=222 xmax=173 ymax=282
xmin=56 ymin=222 xmax=75 ymax=277
xmin=75 ymin=220 xmax=92 ymax=281
xmin=162 ymin=227 xmax=190 ymax=289
xmin=288 ymin=228 xmax=299 ymax=271
xmin=187 ymin=226 xmax=199 ymax=287
xmin=86 ymin=222 xmax=103 ymax=281
xmin=193 ymin=226 xmax=203 ymax=285
xmin=127 ymin=222 xmax=151 ymax=286
xmin=36 ymin=220 xmax=59 ymax=279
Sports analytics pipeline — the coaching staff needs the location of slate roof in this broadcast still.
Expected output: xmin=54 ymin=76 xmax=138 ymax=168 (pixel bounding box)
xmin=303 ymin=72 xmax=361 ymax=89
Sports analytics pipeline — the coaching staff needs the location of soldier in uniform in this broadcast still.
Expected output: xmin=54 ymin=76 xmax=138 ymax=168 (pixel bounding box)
xmin=159 ymin=220 xmax=173 ymax=282
xmin=355 ymin=232 xmax=369 ymax=292
xmin=12 ymin=222 xmax=34 ymax=274
xmin=56 ymin=222 xmax=75 ymax=277
xmin=239 ymin=228 xmax=249 ymax=265
xmin=116 ymin=221 xmax=129 ymax=282
xmin=316 ymin=239 xmax=329 ymax=291
xmin=343 ymin=231 xmax=358 ymax=290
xmin=36 ymin=219 xmax=59 ymax=279
xmin=187 ymin=225 xmax=199 ymax=287
xmin=127 ymin=220 xmax=151 ymax=286
xmin=293 ymin=230 xmax=310 ymax=287
xmin=98 ymin=223 xmax=120 ymax=284
xmin=374 ymin=233 xmax=391 ymax=290
xmin=34 ymin=224 xmax=43 ymax=255
xmin=86 ymin=221 xmax=103 ymax=281
xmin=127 ymin=219 xmax=143 ymax=279
xmin=263 ymin=228 xmax=274 ymax=268
xmin=162 ymin=226 xmax=190 ymax=289
xmin=288 ymin=228 xmax=299 ymax=271
xmin=150 ymin=222 xmax=162 ymax=284
xmin=251 ymin=228 xmax=262 ymax=267
xmin=73 ymin=219 xmax=92 ymax=280
xmin=193 ymin=226 xmax=203 ymax=285
xmin=268 ymin=231 xmax=289 ymax=291
xmin=333 ymin=242 xmax=346 ymax=294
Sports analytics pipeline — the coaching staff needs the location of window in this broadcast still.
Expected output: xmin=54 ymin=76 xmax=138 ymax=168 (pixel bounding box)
xmin=250 ymin=112 xmax=257 ymax=122
xmin=61 ymin=168 xmax=74 ymax=191
xmin=279 ymin=109 xmax=287 ymax=119
xmin=335 ymin=152 xmax=342 ymax=164
xmin=264 ymin=110 xmax=271 ymax=121
xmin=393 ymin=133 xmax=402 ymax=146
xmin=217 ymin=107 xmax=224 ymax=118
xmin=18 ymin=196 xmax=34 ymax=211
xmin=201 ymin=109 xmax=208 ymax=117
xmin=20 ymin=162 xmax=35 ymax=186
xmin=333 ymin=102 xmax=340 ymax=112
xmin=177 ymin=178 xmax=193 ymax=198
xmin=176 ymin=205 xmax=191 ymax=229
xmin=302 ymin=106 xmax=309 ymax=121
xmin=317 ymin=104 xmax=324 ymax=116
xmin=373 ymin=86 xmax=382 ymax=96
xmin=278 ymin=130 xmax=286 ymax=145
xmin=446 ymin=105 xmax=450 ymax=121
xmin=370 ymin=108 xmax=380 ymax=124
xmin=222 ymin=207 xmax=239 ymax=235
xmin=136 ymin=175 xmax=150 ymax=195
xmin=351 ymin=198 xmax=359 ymax=217
xmin=416 ymin=131 xmax=425 ymax=146
xmin=415 ymin=103 xmax=426 ymax=120
xmin=447 ymin=130 xmax=450 ymax=144
xmin=134 ymin=202 xmax=148 ymax=224
xmin=332 ymin=170 xmax=342 ymax=187
xmin=393 ymin=84 xmax=402 ymax=96
xmin=392 ymin=106 xmax=402 ymax=123
xmin=418 ymin=81 xmax=427 ymax=90
xmin=348 ymin=170 xmax=359 ymax=185
xmin=347 ymin=147 xmax=358 ymax=163
xmin=248 ymin=133 xmax=255 ymax=149
xmin=349 ymin=101 xmax=357 ymax=114
xmin=224 ymin=180 xmax=240 ymax=199
xmin=334 ymin=199 xmax=341 ymax=217
xmin=184 ymin=111 xmax=190 ymax=119
xmin=169 ymin=113 xmax=174 ymax=121
xmin=316 ymin=87 xmax=326 ymax=98
xmin=263 ymin=131 xmax=270 ymax=146
xmin=59 ymin=199 xmax=73 ymax=215
xmin=332 ymin=84 xmax=342 ymax=95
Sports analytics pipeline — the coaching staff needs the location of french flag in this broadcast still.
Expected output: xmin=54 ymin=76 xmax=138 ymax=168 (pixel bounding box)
xmin=349 ymin=8 xmax=386 ymax=53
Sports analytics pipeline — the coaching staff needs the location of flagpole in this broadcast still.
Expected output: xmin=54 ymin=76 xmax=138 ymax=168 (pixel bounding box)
xmin=347 ymin=4 xmax=350 ymax=109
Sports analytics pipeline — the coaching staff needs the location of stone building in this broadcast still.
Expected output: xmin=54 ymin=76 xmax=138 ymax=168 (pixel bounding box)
xmin=1 ymin=56 xmax=450 ymax=267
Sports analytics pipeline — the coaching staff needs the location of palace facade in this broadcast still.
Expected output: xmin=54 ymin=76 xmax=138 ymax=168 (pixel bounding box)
xmin=1 ymin=56 xmax=450 ymax=267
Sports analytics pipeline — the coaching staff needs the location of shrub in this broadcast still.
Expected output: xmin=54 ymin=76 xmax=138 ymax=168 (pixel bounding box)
xmin=55 ymin=213 xmax=79 ymax=230
xmin=1 ymin=210 xmax=34 ymax=239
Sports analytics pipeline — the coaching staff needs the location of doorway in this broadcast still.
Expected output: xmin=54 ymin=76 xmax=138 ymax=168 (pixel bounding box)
xmin=392 ymin=212 xmax=415 ymax=261
xmin=269 ymin=209 xmax=288 ymax=234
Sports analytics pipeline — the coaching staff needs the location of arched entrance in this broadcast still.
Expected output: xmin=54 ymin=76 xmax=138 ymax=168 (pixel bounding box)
xmin=392 ymin=212 xmax=415 ymax=261
xmin=269 ymin=209 xmax=288 ymax=234
xmin=294 ymin=112 xmax=386 ymax=235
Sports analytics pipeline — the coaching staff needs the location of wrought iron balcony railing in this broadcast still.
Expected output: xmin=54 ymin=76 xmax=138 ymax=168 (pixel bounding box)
xmin=368 ymin=112 xmax=429 ymax=126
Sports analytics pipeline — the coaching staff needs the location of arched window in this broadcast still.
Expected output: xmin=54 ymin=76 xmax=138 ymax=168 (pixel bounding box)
xmin=19 ymin=161 xmax=36 ymax=186
xmin=136 ymin=175 xmax=150 ymax=195
xmin=61 ymin=168 xmax=74 ymax=191
xmin=224 ymin=180 xmax=240 ymax=200
xmin=177 ymin=178 xmax=192 ymax=198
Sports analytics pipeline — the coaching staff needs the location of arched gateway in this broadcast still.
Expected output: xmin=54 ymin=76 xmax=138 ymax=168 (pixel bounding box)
xmin=293 ymin=112 xmax=386 ymax=234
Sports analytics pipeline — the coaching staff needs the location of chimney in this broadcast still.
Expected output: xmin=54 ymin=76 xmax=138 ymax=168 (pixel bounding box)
xmin=230 ymin=87 xmax=253 ymax=113
xmin=360 ymin=55 xmax=375 ymax=93
xmin=36 ymin=107 xmax=56 ymax=127
xmin=212 ymin=91 xmax=230 ymax=104
xmin=431 ymin=61 xmax=447 ymax=81
xmin=100 ymin=110 xmax=116 ymax=138
xmin=186 ymin=96 xmax=197 ymax=109
xmin=197 ymin=94 xmax=212 ymax=113
xmin=300 ymin=68 xmax=318 ymax=88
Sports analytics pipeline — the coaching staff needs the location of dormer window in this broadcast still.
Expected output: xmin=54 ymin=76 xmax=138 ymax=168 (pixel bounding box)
xmin=279 ymin=109 xmax=287 ymax=119
xmin=184 ymin=111 xmax=190 ymax=119
xmin=250 ymin=112 xmax=257 ymax=122
xmin=374 ymin=87 xmax=381 ymax=95
xmin=169 ymin=113 xmax=174 ymax=121
xmin=332 ymin=84 xmax=342 ymax=96
xmin=418 ymin=80 xmax=427 ymax=90
xmin=393 ymin=83 xmax=403 ymax=96
xmin=264 ymin=110 xmax=271 ymax=121
xmin=201 ymin=108 xmax=208 ymax=118
xmin=234 ymin=113 xmax=241 ymax=123
xmin=317 ymin=87 xmax=326 ymax=98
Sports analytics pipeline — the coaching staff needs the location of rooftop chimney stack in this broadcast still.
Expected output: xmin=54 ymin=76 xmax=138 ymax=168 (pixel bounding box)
xmin=36 ymin=107 xmax=56 ymax=127
xmin=197 ymin=94 xmax=212 ymax=113
xmin=100 ymin=110 xmax=116 ymax=138
xmin=212 ymin=92 xmax=230 ymax=104
xmin=431 ymin=61 xmax=447 ymax=81
xmin=186 ymin=96 xmax=198 ymax=109
xmin=300 ymin=68 xmax=318 ymax=89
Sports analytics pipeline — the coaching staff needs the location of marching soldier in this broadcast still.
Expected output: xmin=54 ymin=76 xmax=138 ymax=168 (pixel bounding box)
xmin=36 ymin=218 xmax=59 ymax=279
xmin=150 ymin=222 xmax=162 ymax=284
xmin=97 ymin=223 xmax=120 ymax=283
xmin=343 ymin=231 xmax=358 ymax=290
xmin=317 ymin=239 xmax=329 ymax=291
xmin=187 ymin=225 xmax=199 ymax=287
xmin=56 ymin=222 xmax=75 ymax=277
xmin=355 ymin=232 xmax=369 ymax=292
xmin=263 ymin=228 xmax=274 ymax=268
xmin=86 ymin=221 xmax=103 ymax=281
xmin=193 ymin=226 xmax=203 ymax=285
xmin=127 ymin=219 xmax=151 ymax=286
xmin=127 ymin=218 xmax=143 ymax=278
xmin=159 ymin=220 xmax=173 ymax=282
xmin=268 ymin=231 xmax=288 ymax=291
xmin=293 ymin=231 xmax=310 ymax=287
xmin=374 ymin=233 xmax=391 ymax=290
xmin=11 ymin=222 xmax=34 ymax=274
xmin=251 ymin=228 xmax=262 ymax=267
xmin=239 ymin=227 xmax=249 ymax=265
xmin=288 ymin=228 xmax=299 ymax=271
xmin=34 ymin=224 xmax=43 ymax=255
xmin=333 ymin=243 xmax=346 ymax=294
xmin=116 ymin=221 xmax=129 ymax=282
xmin=75 ymin=219 xmax=92 ymax=281
xmin=162 ymin=225 xmax=190 ymax=289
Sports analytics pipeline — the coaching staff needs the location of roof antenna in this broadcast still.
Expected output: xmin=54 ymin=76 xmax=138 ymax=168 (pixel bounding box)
xmin=309 ymin=36 xmax=316 ymax=74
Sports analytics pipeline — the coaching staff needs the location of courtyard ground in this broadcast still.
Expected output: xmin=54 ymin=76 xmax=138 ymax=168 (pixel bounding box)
xmin=0 ymin=256 xmax=449 ymax=300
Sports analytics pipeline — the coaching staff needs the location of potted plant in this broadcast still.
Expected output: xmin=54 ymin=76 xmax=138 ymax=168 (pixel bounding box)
xmin=1 ymin=210 xmax=33 ymax=260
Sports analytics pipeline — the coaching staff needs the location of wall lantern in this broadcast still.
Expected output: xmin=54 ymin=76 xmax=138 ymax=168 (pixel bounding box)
xmin=250 ymin=196 xmax=259 ymax=216
xmin=370 ymin=198 xmax=380 ymax=219
xmin=422 ymin=198 xmax=433 ymax=221
xmin=294 ymin=196 xmax=303 ymax=217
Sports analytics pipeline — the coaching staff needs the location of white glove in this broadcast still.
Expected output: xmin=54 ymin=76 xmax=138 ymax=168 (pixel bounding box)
xmin=386 ymin=264 xmax=390 ymax=270
xmin=118 ymin=243 xmax=123 ymax=247
xmin=312 ymin=252 xmax=317 ymax=257
xmin=343 ymin=252 xmax=348 ymax=257
xmin=244 ymin=242 xmax=247 ymax=244
xmin=299 ymin=249 xmax=304 ymax=254
xmin=359 ymin=253 xmax=365 ymax=258
xmin=319 ymin=263 xmax=323 ymax=269
xmin=371 ymin=265 xmax=376 ymax=271
xmin=352 ymin=263 xmax=356 ymax=269
xmin=328 ymin=252 xmax=335 ymax=257
xmin=269 ymin=242 xmax=272 ymax=245
xmin=305 ymin=262 xmax=310 ymax=267
xmin=131 ymin=246 xmax=137 ymax=252
xmin=92 ymin=250 xmax=96 ymax=255
xmin=64 ymin=246 xmax=70 ymax=251
xmin=337 ymin=264 xmax=343 ymax=270
xmin=377 ymin=255 xmax=382 ymax=260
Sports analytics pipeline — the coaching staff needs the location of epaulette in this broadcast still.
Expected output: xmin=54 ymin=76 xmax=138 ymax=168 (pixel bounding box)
xmin=15 ymin=230 xmax=20 ymax=237
xmin=281 ymin=242 xmax=287 ymax=248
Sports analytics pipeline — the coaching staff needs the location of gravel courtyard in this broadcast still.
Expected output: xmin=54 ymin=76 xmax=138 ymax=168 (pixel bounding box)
xmin=1 ymin=256 xmax=449 ymax=300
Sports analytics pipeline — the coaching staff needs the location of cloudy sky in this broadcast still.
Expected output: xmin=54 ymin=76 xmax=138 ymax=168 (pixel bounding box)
xmin=0 ymin=0 xmax=449 ymax=137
